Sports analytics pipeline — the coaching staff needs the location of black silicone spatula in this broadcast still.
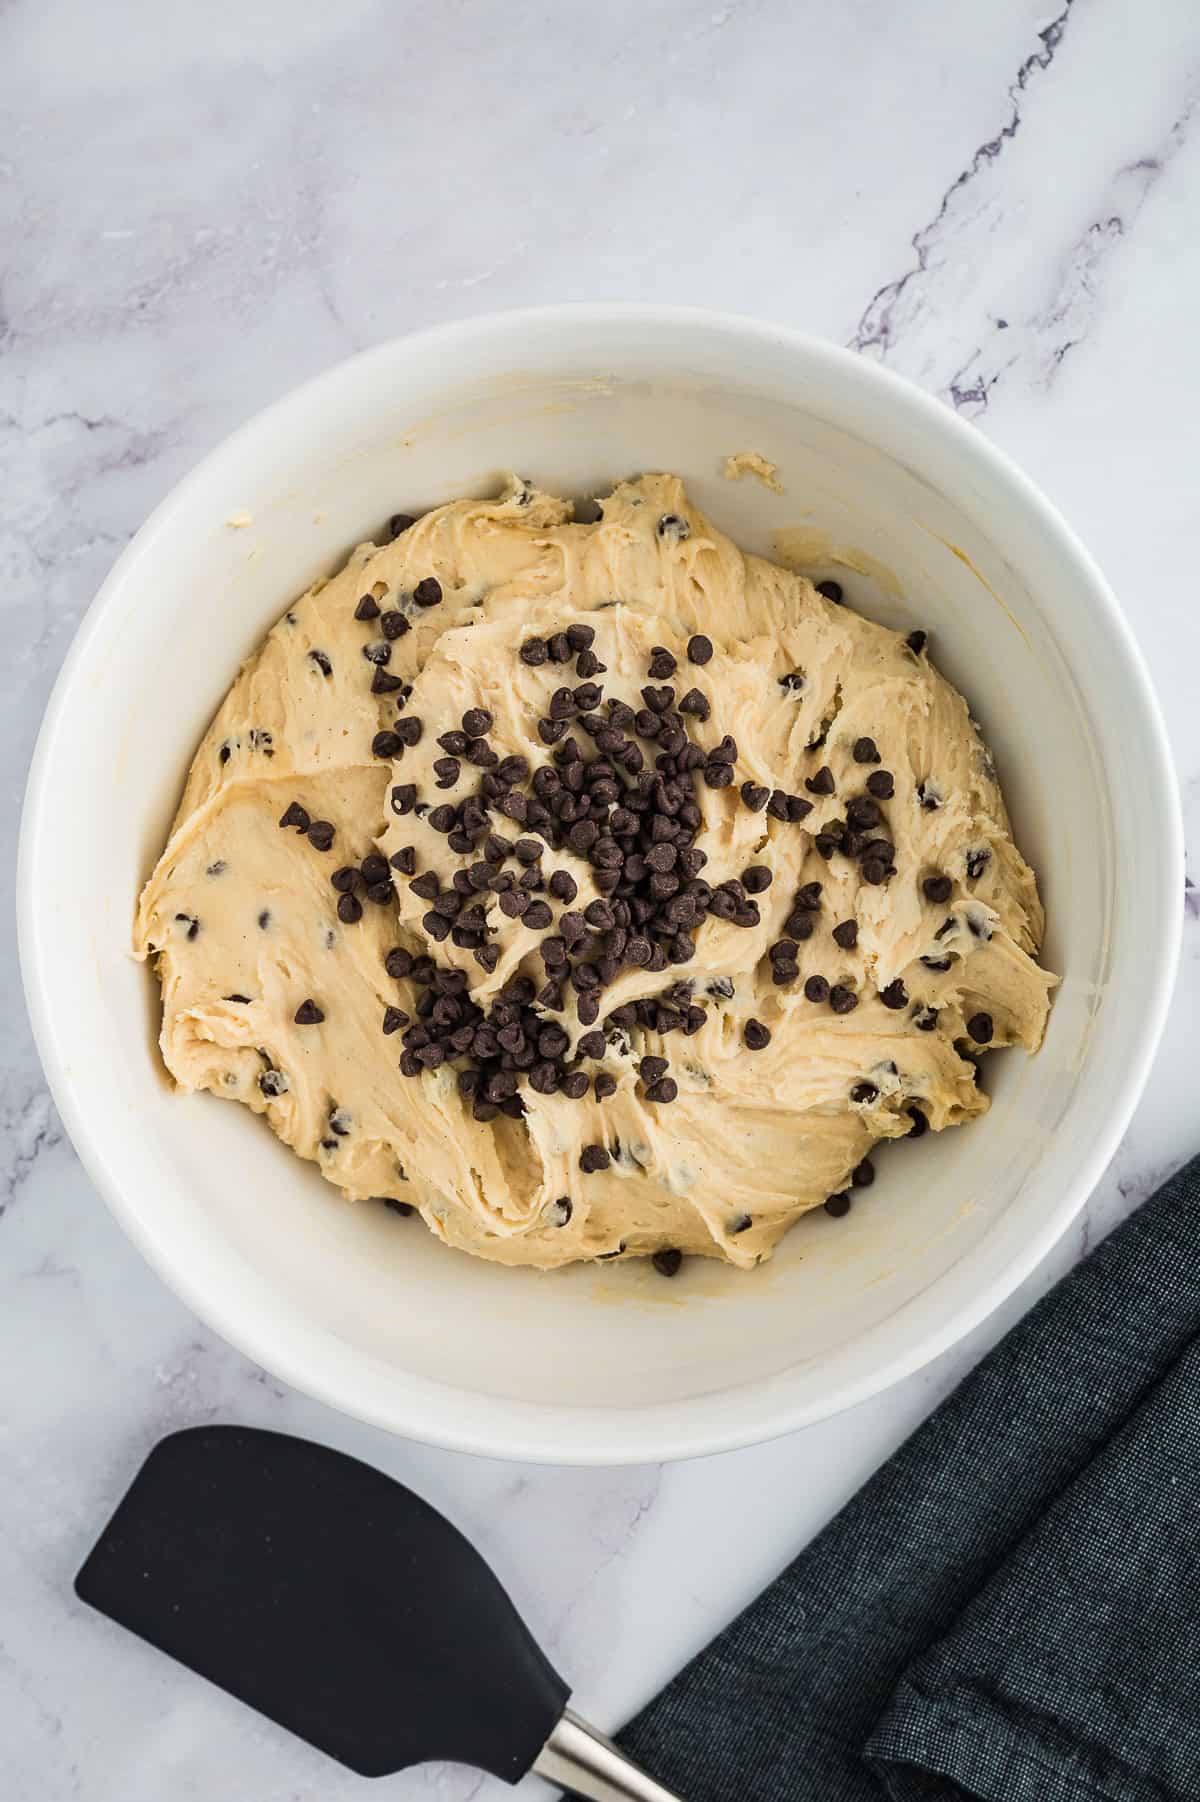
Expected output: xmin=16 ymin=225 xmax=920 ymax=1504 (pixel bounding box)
xmin=76 ymin=1426 xmax=683 ymax=1800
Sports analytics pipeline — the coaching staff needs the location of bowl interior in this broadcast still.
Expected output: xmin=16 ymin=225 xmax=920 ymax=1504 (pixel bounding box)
xmin=21 ymin=313 xmax=1175 ymax=1461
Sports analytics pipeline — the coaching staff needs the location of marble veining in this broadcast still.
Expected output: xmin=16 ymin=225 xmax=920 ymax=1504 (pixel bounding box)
xmin=3 ymin=1 xmax=1200 ymax=1796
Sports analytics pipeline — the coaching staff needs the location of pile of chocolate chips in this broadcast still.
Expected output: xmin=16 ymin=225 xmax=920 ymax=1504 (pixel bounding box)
xmin=387 ymin=623 xmax=818 ymax=1037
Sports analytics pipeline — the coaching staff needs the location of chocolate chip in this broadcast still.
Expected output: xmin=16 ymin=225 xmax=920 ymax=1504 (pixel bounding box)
xmin=677 ymin=688 xmax=711 ymax=721
xmin=646 ymin=646 xmax=677 ymax=680
xmin=829 ymin=985 xmax=858 ymax=1015
xmin=382 ymin=1006 xmax=410 ymax=1034
xmin=390 ymin=784 xmax=417 ymax=817
xmin=593 ymin=1072 xmax=617 ymax=1099
xmin=913 ymin=1005 xmax=939 ymax=1032
xmin=803 ymin=974 xmax=829 ymax=1003
xmin=657 ymin=514 xmax=690 ymax=541
xmin=520 ymin=637 xmax=550 ymax=669
xmin=363 ymin=640 xmax=392 ymax=666
xmin=907 ymin=1105 xmax=929 ymax=1137
xmin=388 ymin=512 xmax=415 ymax=538
xmin=965 ymin=848 xmax=990 ymax=880
xmin=336 ymin=893 xmax=363 ymax=923
xmin=219 ymin=743 xmax=232 ymax=764
xmin=381 ymin=1197 xmax=414 ymax=1217
xmin=306 ymin=819 xmax=335 ymax=851
xmin=413 ymin=576 xmax=442 ymax=607
xmin=824 ymin=1192 xmax=852 ymax=1218
xmin=639 ymin=1055 xmax=669 ymax=1084
xmin=967 ymin=1011 xmax=994 ymax=1044
xmin=653 ymin=1248 xmax=683 ymax=1277
xmin=832 ymin=919 xmax=858 ymax=949
xmin=861 ymin=858 xmax=892 ymax=886
xmin=580 ymin=1144 xmax=611 ymax=1173
xmin=361 ymin=853 xmax=390 ymax=886
xmin=852 ymin=1158 xmax=875 ymax=1187
xmin=779 ymin=671 xmax=806 ymax=696
xmin=852 ymin=737 xmax=880 ymax=764
xmin=257 ymin=910 xmax=271 ymax=930
xmin=917 ymin=781 xmax=942 ymax=812
xmin=307 ymin=649 xmax=333 ymax=678
xmin=815 ymin=579 xmax=843 ymax=604
xmin=223 ymin=993 xmax=251 ymax=1004
xmin=294 ymin=999 xmax=324 ymax=1024
xmin=805 ymin=765 xmax=835 ymax=796
xmin=850 ymin=1081 xmax=878 ymax=1104
xmin=474 ymin=944 xmax=500 ymax=974
xmin=279 ymin=801 xmax=310 ymax=833
xmin=523 ymin=900 xmax=553 ymax=930
xmin=372 ymin=729 xmax=402 ymax=759
xmin=905 ymin=629 xmax=927 ymax=655
xmin=923 ymin=874 xmax=952 ymax=903
xmin=704 ymin=762 xmax=734 ymax=790
xmin=740 ymin=781 xmax=769 ymax=812
xmin=380 ymin=610 xmax=410 ymax=641
xmin=331 ymin=866 xmax=361 ymax=894
xmin=560 ymin=1071 xmax=589 ymax=1100
xmin=432 ymin=756 xmax=460 ymax=788
xmin=685 ymin=634 xmax=713 ymax=666
xmin=547 ymin=870 xmax=578 ymax=903
xmin=372 ymin=669 xmax=405 ymax=695
xmin=354 ymin=594 xmax=380 ymax=621
xmin=743 ymin=1018 xmax=771 ymax=1050
xmin=645 ymin=1077 xmax=678 ymax=1103
xmin=741 ymin=865 xmax=772 ymax=894
xmin=866 ymin=769 xmax=894 ymax=799
xmin=258 ymin=1069 xmax=289 ymax=1097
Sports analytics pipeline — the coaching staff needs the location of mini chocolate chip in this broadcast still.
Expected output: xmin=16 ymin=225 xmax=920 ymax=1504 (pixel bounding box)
xmin=803 ymin=975 xmax=830 ymax=1003
xmin=878 ymin=978 xmax=907 ymax=1010
xmin=307 ymin=819 xmax=335 ymax=851
xmin=852 ymin=736 xmax=880 ymax=764
xmin=560 ymin=1071 xmax=589 ymax=1100
xmin=850 ymin=1081 xmax=878 ymax=1104
xmin=520 ymin=636 xmax=548 ymax=666
xmin=372 ymin=669 xmax=405 ymax=695
xmin=815 ymin=579 xmax=843 ymax=604
xmin=257 ymin=910 xmax=271 ymax=929
xmin=824 ymin=1192 xmax=852 ymax=1218
xmin=866 ymin=769 xmax=894 ymax=799
xmin=779 ymin=671 xmax=806 ymax=696
xmin=907 ymin=1105 xmax=929 ymax=1137
xmin=372 ymin=729 xmax=402 ymax=758
xmin=861 ymin=857 xmax=892 ymax=886
xmin=704 ymin=763 xmax=734 ymax=790
xmin=432 ymin=757 xmax=460 ymax=788
xmin=388 ymin=512 xmax=415 ymax=538
xmin=967 ymin=1011 xmax=994 ymax=1044
xmin=331 ymin=866 xmax=361 ymax=893
xmin=965 ymin=848 xmax=991 ymax=880
xmin=743 ymin=1019 xmax=771 ymax=1050
xmin=363 ymin=640 xmax=392 ymax=666
xmin=567 ymin=623 xmax=596 ymax=651
xmin=905 ymin=629 xmax=927 ymax=655
xmin=390 ymin=784 xmax=417 ymax=816
xmin=852 ymin=1158 xmax=875 ymax=1187
xmin=337 ymin=893 xmax=363 ymax=923
xmin=393 ymin=717 xmax=422 ymax=748
xmin=219 ymin=743 xmax=232 ymax=764
xmin=547 ymin=870 xmax=578 ymax=902
xmin=279 ymin=801 xmax=310 ymax=833
xmin=223 ymin=993 xmax=251 ymax=1004
xmin=657 ymin=513 xmax=690 ymax=541
xmin=462 ymin=707 xmax=493 ymax=737
xmin=382 ymin=1197 xmax=414 ymax=1216
xmin=382 ymin=1006 xmax=410 ymax=1034
xmin=524 ymin=900 xmax=553 ymax=930
xmin=294 ymin=999 xmax=324 ymax=1024
xmin=686 ymin=634 xmax=713 ymax=665
xmin=829 ymin=985 xmax=858 ymax=1015
xmin=361 ymin=853 xmax=390 ymax=885
xmin=648 ymin=646 xmax=677 ymax=680
xmin=593 ymin=1072 xmax=617 ymax=1099
xmin=258 ymin=1069 xmax=289 ymax=1097
xmin=653 ymin=1248 xmax=683 ymax=1277
xmin=805 ymin=765 xmax=835 ymax=796
xmin=913 ymin=1005 xmax=939 ymax=1032
xmin=380 ymin=610 xmax=410 ymax=641
xmin=639 ymin=1055 xmax=669 ymax=1084
xmin=580 ymin=1144 xmax=611 ymax=1173
xmin=645 ymin=1077 xmax=678 ymax=1103
xmin=740 ymin=781 xmax=769 ymax=812
xmin=354 ymin=594 xmax=380 ymax=621
xmin=413 ymin=576 xmax=442 ymax=607
xmin=923 ymin=874 xmax=952 ymax=903
xmin=308 ymin=649 xmax=333 ymax=676
xmin=832 ymin=919 xmax=859 ymax=949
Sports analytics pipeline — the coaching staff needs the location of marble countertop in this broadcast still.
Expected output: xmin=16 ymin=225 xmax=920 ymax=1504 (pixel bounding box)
xmin=3 ymin=2 xmax=1199 ymax=1796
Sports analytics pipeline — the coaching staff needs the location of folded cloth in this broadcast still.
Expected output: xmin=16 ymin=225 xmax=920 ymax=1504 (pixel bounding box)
xmin=616 ymin=1154 xmax=1200 ymax=1802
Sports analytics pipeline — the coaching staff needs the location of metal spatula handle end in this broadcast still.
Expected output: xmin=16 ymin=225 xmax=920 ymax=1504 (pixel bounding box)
xmin=533 ymin=1709 xmax=686 ymax=1801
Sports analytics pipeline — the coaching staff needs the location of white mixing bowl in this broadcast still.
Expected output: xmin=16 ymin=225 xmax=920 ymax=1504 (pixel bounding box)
xmin=19 ymin=307 xmax=1181 ymax=1463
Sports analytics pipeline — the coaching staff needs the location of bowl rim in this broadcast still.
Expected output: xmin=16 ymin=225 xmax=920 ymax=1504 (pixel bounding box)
xmin=18 ymin=303 xmax=1184 ymax=1463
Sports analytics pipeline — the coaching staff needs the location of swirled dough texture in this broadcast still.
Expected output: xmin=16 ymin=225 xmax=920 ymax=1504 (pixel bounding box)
xmin=136 ymin=476 xmax=1055 ymax=1271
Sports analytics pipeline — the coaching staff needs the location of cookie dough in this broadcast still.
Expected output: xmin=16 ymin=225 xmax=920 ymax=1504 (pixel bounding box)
xmin=135 ymin=475 xmax=1055 ymax=1271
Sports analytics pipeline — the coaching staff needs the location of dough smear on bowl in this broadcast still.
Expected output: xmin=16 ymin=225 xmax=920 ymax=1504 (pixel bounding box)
xmin=135 ymin=475 xmax=1056 ymax=1272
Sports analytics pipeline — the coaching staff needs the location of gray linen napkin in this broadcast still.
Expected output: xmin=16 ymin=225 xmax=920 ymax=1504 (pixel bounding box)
xmin=614 ymin=1153 xmax=1200 ymax=1802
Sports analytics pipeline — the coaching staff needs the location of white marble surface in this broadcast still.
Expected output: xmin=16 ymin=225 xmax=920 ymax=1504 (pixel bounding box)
xmin=3 ymin=2 xmax=1200 ymax=1797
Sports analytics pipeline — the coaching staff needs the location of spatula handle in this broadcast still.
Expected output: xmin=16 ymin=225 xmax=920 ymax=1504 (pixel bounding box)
xmin=532 ymin=1708 xmax=687 ymax=1801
